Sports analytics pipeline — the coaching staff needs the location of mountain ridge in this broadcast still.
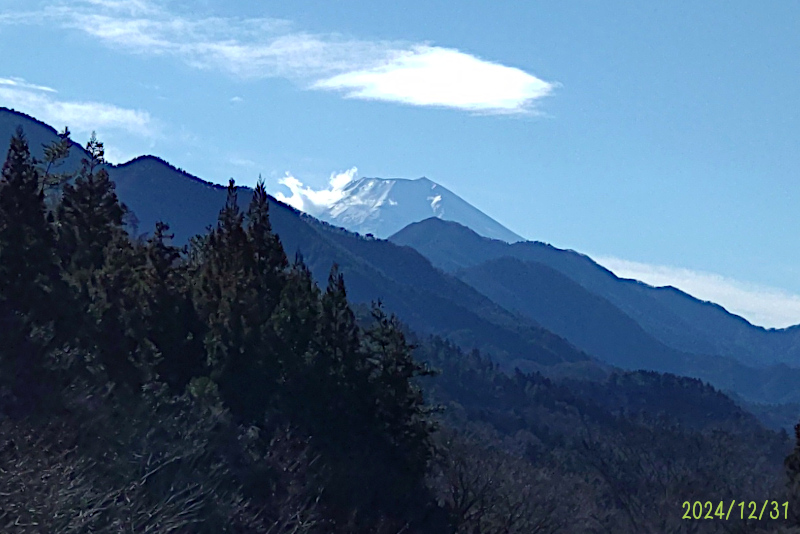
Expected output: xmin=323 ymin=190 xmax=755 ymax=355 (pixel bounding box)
xmin=390 ymin=217 xmax=800 ymax=366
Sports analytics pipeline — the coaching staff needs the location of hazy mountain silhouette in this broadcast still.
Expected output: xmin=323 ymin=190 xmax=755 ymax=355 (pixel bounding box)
xmin=455 ymin=255 xmax=800 ymax=404
xmin=391 ymin=217 xmax=800 ymax=369
xmin=390 ymin=218 xmax=800 ymax=407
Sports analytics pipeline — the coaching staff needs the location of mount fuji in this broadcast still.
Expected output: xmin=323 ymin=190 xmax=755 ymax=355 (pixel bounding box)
xmin=315 ymin=176 xmax=523 ymax=243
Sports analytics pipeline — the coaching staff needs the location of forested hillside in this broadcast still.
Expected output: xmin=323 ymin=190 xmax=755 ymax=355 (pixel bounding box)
xmin=4 ymin=127 xmax=800 ymax=532
xmin=0 ymin=128 xmax=443 ymax=532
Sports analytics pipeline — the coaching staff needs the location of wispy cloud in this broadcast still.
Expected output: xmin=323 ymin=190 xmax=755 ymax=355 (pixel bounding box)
xmin=0 ymin=77 xmax=155 ymax=139
xmin=0 ymin=76 xmax=57 ymax=93
xmin=594 ymin=256 xmax=800 ymax=329
xmin=3 ymin=0 xmax=555 ymax=114
xmin=275 ymin=167 xmax=358 ymax=216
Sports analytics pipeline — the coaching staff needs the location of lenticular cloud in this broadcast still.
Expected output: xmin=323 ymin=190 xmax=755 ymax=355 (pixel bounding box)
xmin=313 ymin=46 xmax=554 ymax=114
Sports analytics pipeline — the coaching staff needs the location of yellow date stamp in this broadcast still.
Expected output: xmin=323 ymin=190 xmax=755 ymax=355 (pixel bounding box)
xmin=682 ymin=501 xmax=788 ymax=520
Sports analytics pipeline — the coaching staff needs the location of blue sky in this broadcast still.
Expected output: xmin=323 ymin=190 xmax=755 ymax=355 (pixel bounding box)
xmin=2 ymin=0 xmax=800 ymax=327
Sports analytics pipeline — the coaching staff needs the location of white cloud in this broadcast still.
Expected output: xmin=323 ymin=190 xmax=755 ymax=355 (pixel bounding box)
xmin=594 ymin=256 xmax=800 ymax=329
xmin=0 ymin=82 xmax=155 ymax=138
xmin=229 ymin=96 xmax=244 ymax=104
xmin=0 ymin=76 xmax=56 ymax=93
xmin=314 ymin=46 xmax=554 ymax=114
xmin=4 ymin=0 xmax=556 ymax=114
xmin=274 ymin=167 xmax=358 ymax=215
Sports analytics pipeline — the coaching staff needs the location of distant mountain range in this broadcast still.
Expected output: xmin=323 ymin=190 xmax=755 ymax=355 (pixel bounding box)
xmin=3 ymin=106 xmax=800 ymax=423
xmin=316 ymin=176 xmax=523 ymax=242
xmin=390 ymin=219 xmax=800 ymax=409
xmin=390 ymin=218 xmax=800 ymax=369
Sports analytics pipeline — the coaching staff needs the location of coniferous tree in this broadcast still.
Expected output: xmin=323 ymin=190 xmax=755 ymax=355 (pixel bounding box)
xmin=319 ymin=266 xmax=360 ymax=361
xmin=247 ymin=177 xmax=287 ymax=303
xmin=271 ymin=254 xmax=321 ymax=415
xmin=243 ymin=179 xmax=289 ymax=403
xmin=192 ymin=180 xmax=249 ymax=401
xmin=341 ymin=302 xmax=439 ymax=523
xmin=0 ymin=128 xmax=63 ymax=406
xmin=364 ymin=302 xmax=436 ymax=475
xmin=0 ymin=128 xmax=60 ymax=327
xmin=39 ymin=126 xmax=74 ymax=194
xmin=53 ymin=133 xmax=135 ymax=384
xmin=85 ymin=231 xmax=147 ymax=386
xmin=56 ymin=132 xmax=126 ymax=278
xmin=316 ymin=264 xmax=368 ymax=423
xmin=192 ymin=179 xmax=277 ymax=419
xmin=138 ymin=222 xmax=205 ymax=391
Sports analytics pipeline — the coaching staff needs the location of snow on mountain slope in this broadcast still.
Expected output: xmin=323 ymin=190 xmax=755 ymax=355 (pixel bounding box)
xmin=318 ymin=176 xmax=524 ymax=242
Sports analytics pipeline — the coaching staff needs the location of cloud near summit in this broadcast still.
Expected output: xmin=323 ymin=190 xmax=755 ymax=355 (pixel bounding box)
xmin=275 ymin=167 xmax=359 ymax=216
xmin=2 ymin=0 xmax=555 ymax=115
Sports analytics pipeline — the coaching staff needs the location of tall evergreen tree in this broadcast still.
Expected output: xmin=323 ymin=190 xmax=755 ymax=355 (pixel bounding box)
xmin=56 ymin=132 xmax=126 ymax=277
xmin=244 ymin=178 xmax=288 ymax=392
xmin=0 ymin=128 xmax=60 ymax=324
xmin=315 ymin=264 xmax=370 ymax=435
xmin=319 ymin=266 xmax=361 ymax=366
xmin=192 ymin=180 xmax=249 ymax=397
xmin=363 ymin=303 xmax=436 ymax=476
xmin=270 ymin=254 xmax=321 ymax=410
xmin=138 ymin=222 xmax=205 ymax=391
xmin=247 ymin=177 xmax=287 ymax=301
xmin=339 ymin=303 xmax=439 ymax=523
xmin=53 ymin=132 xmax=134 ymax=383
xmin=0 ymin=128 xmax=64 ymax=408
xmin=192 ymin=180 xmax=278 ymax=419
xmin=85 ymin=231 xmax=147 ymax=386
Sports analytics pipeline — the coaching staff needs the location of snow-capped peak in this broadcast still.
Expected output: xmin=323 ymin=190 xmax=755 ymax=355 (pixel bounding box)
xmin=318 ymin=176 xmax=522 ymax=242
